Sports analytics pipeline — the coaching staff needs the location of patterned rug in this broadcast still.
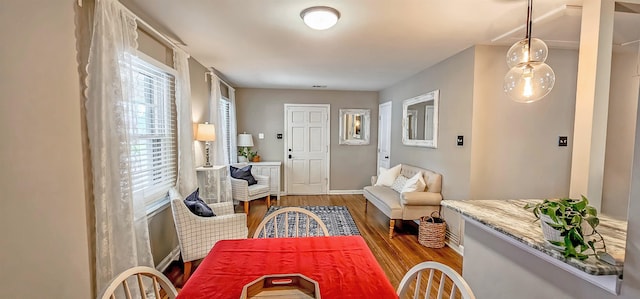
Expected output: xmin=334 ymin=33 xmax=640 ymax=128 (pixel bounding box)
xmin=258 ymin=206 xmax=361 ymax=237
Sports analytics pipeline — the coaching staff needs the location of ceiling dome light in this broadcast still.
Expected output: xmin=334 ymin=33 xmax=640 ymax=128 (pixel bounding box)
xmin=300 ymin=6 xmax=340 ymax=30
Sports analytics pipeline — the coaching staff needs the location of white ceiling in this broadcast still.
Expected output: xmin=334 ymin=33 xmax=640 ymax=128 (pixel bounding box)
xmin=121 ymin=0 xmax=640 ymax=91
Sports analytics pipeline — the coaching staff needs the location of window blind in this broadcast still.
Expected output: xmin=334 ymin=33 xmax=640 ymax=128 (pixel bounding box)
xmin=220 ymin=97 xmax=232 ymax=163
xmin=127 ymin=55 xmax=177 ymax=205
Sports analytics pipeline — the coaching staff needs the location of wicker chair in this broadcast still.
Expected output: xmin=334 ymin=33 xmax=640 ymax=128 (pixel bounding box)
xmin=230 ymin=171 xmax=271 ymax=214
xmin=170 ymin=188 xmax=248 ymax=282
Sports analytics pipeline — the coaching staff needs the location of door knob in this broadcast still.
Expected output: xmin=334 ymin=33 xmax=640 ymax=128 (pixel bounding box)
xmin=385 ymin=156 xmax=389 ymax=159
xmin=288 ymin=154 xmax=292 ymax=159
xmin=288 ymin=149 xmax=292 ymax=152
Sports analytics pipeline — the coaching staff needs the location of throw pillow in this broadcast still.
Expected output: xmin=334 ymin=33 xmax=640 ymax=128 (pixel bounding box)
xmin=375 ymin=164 xmax=402 ymax=187
xmin=402 ymin=172 xmax=427 ymax=193
xmin=391 ymin=175 xmax=409 ymax=193
xmin=183 ymin=188 xmax=216 ymax=217
xmin=230 ymin=165 xmax=257 ymax=185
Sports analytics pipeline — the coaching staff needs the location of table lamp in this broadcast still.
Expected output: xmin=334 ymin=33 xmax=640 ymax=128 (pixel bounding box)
xmin=196 ymin=122 xmax=216 ymax=167
xmin=237 ymin=133 xmax=254 ymax=162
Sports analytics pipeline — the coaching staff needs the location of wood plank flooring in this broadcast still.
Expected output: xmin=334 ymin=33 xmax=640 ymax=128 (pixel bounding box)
xmin=165 ymin=194 xmax=463 ymax=295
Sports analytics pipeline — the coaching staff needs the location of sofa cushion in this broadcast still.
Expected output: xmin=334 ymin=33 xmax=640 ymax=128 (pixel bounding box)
xmin=375 ymin=164 xmax=402 ymax=187
xmin=363 ymin=186 xmax=403 ymax=219
xmin=390 ymin=175 xmax=409 ymax=193
xmin=402 ymin=172 xmax=426 ymax=193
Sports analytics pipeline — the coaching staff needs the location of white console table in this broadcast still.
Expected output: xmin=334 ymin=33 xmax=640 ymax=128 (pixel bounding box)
xmin=195 ymin=165 xmax=226 ymax=203
xmin=236 ymin=161 xmax=281 ymax=200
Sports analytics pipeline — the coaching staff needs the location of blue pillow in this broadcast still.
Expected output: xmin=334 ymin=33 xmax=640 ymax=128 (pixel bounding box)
xmin=183 ymin=188 xmax=215 ymax=217
xmin=230 ymin=165 xmax=257 ymax=185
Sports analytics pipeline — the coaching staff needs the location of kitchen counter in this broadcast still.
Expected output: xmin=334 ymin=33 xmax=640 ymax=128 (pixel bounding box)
xmin=442 ymin=199 xmax=627 ymax=297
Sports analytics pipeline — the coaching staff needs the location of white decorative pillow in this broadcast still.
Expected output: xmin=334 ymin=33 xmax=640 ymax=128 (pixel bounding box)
xmin=402 ymin=172 xmax=426 ymax=193
xmin=391 ymin=175 xmax=409 ymax=193
xmin=375 ymin=164 xmax=402 ymax=187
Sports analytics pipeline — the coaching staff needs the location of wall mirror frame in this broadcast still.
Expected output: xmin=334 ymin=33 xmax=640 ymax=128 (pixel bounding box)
xmin=339 ymin=108 xmax=370 ymax=145
xmin=402 ymin=89 xmax=439 ymax=148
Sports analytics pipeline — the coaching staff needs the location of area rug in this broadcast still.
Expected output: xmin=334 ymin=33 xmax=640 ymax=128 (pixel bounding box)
xmin=258 ymin=206 xmax=361 ymax=237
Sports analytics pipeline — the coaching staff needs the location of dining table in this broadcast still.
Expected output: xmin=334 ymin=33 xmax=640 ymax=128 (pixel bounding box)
xmin=177 ymin=235 xmax=399 ymax=298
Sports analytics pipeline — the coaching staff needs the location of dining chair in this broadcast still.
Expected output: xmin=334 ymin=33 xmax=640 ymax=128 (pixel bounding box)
xmin=253 ymin=207 xmax=330 ymax=238
xmin=98 ymin=266 xmax=178 ymax=299
xmin=397 ymin=261 xmax=476 ymax=299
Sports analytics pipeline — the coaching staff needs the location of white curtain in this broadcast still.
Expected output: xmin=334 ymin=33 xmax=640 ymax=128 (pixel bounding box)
xmin=207 ymin=73 xmax=234 ymax=202
xmin=85 ymin=0 xmax=153 ymax=293
xmin=174 ymin=49 xmax=198 ymax=196
xmin=228 ymin=87 xmax=238 ymax=163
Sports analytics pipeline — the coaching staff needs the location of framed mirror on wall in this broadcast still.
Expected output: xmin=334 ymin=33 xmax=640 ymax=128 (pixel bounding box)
xmin=402 ymin=89 xmax=439 ymax=148
xmin=339 ymin=109 xmax=370 ymax=145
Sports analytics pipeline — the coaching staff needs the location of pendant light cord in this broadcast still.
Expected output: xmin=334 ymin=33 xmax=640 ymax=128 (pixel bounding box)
xmin=526 ymin=0 xmax=533 ymax=54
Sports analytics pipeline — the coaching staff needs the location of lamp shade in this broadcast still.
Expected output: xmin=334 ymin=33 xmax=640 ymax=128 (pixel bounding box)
xmin=237 ymin=133 xmax=254 ymax=147
xmin=300 ymin=6 xmax=340 ymax=30
xmin=196 ymin=123 xmax=216 ymax=141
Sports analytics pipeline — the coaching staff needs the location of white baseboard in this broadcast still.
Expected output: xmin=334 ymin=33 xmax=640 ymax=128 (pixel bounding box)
xmin=328 ymin=189 xmax=364 ymax=195
xmin=446 ymin=241 xmax=464 ymax=256
xmin=156 ymin=246 xmax=180 ymax=272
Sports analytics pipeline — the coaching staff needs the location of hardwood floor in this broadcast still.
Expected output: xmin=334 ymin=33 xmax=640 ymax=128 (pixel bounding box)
xmin=165 ymin=194 xmax=463 ymax=294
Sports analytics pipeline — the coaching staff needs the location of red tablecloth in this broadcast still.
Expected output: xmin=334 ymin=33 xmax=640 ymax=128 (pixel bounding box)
xmin=177 ymin=236 xmax=398 ymax=299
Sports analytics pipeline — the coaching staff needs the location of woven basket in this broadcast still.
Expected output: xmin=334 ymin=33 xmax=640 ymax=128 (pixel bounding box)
xmin=419 ymin=211 xmax=446 ymax=248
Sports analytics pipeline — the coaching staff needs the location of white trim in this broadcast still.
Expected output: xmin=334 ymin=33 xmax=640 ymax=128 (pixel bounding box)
xmin=283 ymin=104 xmax=331 ymax=195
xmin=328 ymin=189 xmax=364 ymax=195
xmin=145 ymin=197 xmax=171 ymax=217
xmin=155 ymin=246 xmax=180 ymax=272
xmin=446 ymin=241 xmax=464 ymax=256
xmin=135 ymin=50 xmax=177 ymax=76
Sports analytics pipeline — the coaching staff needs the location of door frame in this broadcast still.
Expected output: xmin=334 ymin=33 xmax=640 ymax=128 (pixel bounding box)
xmin=283 ymin=103 xmax=331 ymax=195
xmin=377 ymin=101 xmax=392 ymax=173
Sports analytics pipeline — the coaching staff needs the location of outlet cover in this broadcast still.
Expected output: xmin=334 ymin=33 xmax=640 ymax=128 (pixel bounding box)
xmin=559 ymin=136 xmax=568 ymax=147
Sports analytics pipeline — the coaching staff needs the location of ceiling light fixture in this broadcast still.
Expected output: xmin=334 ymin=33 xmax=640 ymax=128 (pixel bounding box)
xmin=503 ymin=0 xmax=555 ymax=103
xmin=300 ymin=6 xmax=340 ymax=30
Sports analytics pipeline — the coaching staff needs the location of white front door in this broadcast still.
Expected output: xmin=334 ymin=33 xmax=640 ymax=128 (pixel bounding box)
xmin=377 ymin=101 xmax=392 ymax=172
xmin=285 ymin=104 xmax=330 ymax=194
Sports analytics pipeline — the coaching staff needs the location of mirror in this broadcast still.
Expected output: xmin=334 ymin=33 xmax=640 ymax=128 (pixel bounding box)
xmin=339 ymin=109 xmax=370 ymax=145
xmin=402 ymin=90 xmax=439 ymax=148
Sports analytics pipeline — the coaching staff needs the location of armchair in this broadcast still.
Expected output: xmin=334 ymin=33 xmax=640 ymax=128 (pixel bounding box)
xmin=230 ymin=172 xmax=271 ymax=214
xmin=170 ymin=190 xmax=248 ymax=282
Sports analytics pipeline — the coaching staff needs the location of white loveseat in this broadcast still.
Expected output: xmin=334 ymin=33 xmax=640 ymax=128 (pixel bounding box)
xmin=363 ymin=164 xmax=442 ymax=238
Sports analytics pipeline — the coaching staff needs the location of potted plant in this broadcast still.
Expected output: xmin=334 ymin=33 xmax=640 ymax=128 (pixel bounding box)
xmin=524 ymin=196 xmax=606 ymax=260
xmin=238 ymin=148 xmax=258 ymax=162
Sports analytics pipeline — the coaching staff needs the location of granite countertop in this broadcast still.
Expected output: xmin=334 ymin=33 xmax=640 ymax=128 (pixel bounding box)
xmin=441 ymin=199 xmax=626 ymax=276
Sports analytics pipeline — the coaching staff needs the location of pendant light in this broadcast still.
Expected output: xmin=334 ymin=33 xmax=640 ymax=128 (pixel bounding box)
xmin=503 ymin=0 xmax=555 ymax=103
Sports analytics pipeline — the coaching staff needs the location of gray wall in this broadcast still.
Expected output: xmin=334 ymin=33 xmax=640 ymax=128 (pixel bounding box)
xmin=379 ymin=47 xmax=475 ymax=243
xmin=235 ymin=88 xmax=379 ymax=191
xmin=379 ymin=47 xmax=475 ymax=201
xmin=0 ymin=1 xmax=92 ymax=298
xmin=470 ymin=46 xmax=578 ymax=200
xmin=602 ymin=50 xmax=640 ymax=219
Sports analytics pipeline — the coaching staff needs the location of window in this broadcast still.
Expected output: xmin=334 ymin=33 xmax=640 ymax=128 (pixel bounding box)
xmin=126 ymin=54 xmax=177 ymax=207
xmin=220 ymin=96 xmax=233 ymax=163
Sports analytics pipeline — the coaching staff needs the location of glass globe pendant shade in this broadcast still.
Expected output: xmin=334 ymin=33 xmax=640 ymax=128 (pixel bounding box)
xmin=506 ymin=38 xmax=549 ymax=68
xmin=503 ymin=62 xmax=555 ymax=103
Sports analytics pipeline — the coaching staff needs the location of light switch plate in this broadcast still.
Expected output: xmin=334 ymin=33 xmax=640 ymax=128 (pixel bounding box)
xmin=258 ymin=133 xmax=264 ymax=139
